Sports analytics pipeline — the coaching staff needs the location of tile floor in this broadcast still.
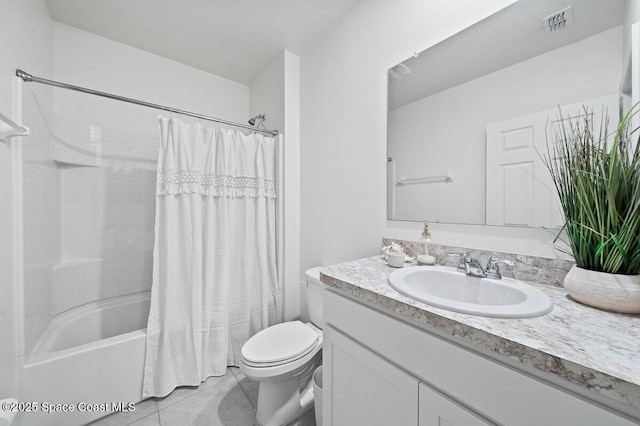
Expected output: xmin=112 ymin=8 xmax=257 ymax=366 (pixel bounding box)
xmin=87 ymin=367 xmax=317 ymax=426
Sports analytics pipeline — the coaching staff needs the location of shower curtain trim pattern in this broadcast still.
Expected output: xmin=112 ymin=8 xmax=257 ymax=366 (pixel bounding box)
xmin=157 ymin=171 xmax=276 ymax=198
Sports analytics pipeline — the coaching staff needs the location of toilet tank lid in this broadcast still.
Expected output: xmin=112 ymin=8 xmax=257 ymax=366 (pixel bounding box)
xmin=305 ymin=267 xmax=324 ymax=285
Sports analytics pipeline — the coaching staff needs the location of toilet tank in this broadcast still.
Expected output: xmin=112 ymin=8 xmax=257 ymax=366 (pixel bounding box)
xmin=305 ymin=267 xmax=326 ymax=329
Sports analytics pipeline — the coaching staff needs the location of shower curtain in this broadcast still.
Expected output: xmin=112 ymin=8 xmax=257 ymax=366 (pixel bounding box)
xmin=143 ymin=116 xmax=279 ymax=398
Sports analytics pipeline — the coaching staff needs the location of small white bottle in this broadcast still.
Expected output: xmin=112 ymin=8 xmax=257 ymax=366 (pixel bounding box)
xmin=416 ymin=222 xmax=436 ymax=265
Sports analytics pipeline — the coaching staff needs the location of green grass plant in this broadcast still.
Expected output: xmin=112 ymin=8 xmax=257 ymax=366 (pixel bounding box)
xmin=543 ymin=104 xmax=640 ymax=275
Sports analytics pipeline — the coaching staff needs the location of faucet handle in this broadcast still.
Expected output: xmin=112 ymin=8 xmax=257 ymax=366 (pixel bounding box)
xmin=447 ymin=252 xmax=470 ymax=273
xmin=485 ymin=256 xmax=515 ymax=279
xmin=447 ymin=251 xmax=469 ymax=260
xmin=486 ymin=256 xmax=515 ymax=267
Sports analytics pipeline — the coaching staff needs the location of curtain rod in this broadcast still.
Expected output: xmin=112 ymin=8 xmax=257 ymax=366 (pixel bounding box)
xmin=15 ymin=69 xmax=279 ymax=137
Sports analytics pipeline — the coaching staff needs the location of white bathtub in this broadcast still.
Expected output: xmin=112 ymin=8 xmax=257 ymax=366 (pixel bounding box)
xmin=17 ymin=292 xmax=151 ymax=426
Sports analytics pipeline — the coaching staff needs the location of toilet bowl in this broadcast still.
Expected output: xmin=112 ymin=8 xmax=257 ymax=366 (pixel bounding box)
xmin=240 ymin=267 xmax=325 ymax=426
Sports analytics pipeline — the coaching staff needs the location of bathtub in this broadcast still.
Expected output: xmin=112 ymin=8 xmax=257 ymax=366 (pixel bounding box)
xmin=16 ymin=291 xmax=150 ymax=426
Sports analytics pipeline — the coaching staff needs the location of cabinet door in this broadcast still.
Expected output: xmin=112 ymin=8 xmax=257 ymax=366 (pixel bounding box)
xmin=419 ymin=382 xmax=493 ymax=426
xmin=324 ymin=326 xmax=419 ymax=426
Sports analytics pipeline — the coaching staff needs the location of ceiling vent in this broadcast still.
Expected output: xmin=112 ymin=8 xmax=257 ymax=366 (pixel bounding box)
xmin=543 ymin=6 xmax=574 ymax=34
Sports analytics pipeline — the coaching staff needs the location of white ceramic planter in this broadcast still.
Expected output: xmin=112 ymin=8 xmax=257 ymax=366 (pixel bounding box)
xmin=563 ymin=265 xmax=640 ymax=314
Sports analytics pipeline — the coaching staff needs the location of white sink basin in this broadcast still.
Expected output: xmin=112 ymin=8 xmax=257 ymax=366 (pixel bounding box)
xmin=388 ymin=266 xmax=553 ymax=318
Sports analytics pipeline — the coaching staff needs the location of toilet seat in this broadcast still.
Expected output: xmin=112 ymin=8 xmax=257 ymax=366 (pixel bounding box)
xmin=241 ymin=321 xmax=320 ymax=368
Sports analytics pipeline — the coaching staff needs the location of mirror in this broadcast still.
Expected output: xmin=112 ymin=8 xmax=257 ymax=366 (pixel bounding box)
xmin=387 ymin=0 xmax=628 ymax=226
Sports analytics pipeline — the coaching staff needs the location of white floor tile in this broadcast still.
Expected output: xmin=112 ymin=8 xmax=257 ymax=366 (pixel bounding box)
xmin=158 ymin=374 xmax=256 ymax=426
xmin=231 ymin=369 xmax=259 ymax=409
xmin=86 ymin=398 xmax=158 ymax=426
xmin=286 ymin=408 xmax=317 ymax=426
xmin=129 ymin=412 xmax=161 ymax=426
xmin=155 ymin=369 xmax=234 ymax=411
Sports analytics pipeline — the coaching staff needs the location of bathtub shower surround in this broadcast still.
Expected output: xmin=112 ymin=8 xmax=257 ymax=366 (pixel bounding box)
xmin=19 ymin=87 xmax=159 ymax=425
xmin=22 ymin=86 xmax=158 ymax=355
xmin=143 ymin=117 xmax=279 ymax=398
xmin=22 ymin=87 xmax=58 ymax=355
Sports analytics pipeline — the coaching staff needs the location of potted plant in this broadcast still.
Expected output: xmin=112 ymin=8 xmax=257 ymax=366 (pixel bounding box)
xmin=543 ymin=104 xmax=640 ymax=314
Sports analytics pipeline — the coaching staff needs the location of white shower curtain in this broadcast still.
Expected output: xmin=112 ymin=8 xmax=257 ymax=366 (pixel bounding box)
xmin=143 ymin=116 xmax=279 ymax=398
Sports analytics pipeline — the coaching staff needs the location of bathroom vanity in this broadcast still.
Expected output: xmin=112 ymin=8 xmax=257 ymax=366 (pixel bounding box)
xmin=319 ymin=257 xmax=640 ymax=426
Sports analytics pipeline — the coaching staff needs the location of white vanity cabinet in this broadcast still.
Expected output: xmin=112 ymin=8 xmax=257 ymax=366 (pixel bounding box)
xmin=322 ymin=290 xmax=637 ymax=426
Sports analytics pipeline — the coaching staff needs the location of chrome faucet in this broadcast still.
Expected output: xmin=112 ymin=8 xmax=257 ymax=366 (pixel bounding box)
xmin=447 ymin=253 xmax=514 ymax=279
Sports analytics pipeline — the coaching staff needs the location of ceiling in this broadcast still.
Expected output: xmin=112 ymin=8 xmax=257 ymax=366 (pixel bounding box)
xmin=45 ymin=0 xmax=360 ymax=85
xmin=389 ymin=0 xmax=628 ymax=110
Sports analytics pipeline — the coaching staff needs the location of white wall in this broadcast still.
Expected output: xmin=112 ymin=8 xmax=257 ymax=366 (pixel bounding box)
xmin=625 ymin=0 xmax=640 ymax=137
xmin=0 ymin=0 xmax=52 ymax=399
xmin=250 ymin=52 xmax=285 ymax=132
xmin=389 ymin=26 xmax=622 ymax=224
xmin=299 ymin=0 xmax=518 ymax=273
xmin=53 ymin=23 xmax=249 ymax=132
xmin=626 ymin=0 xmax=640 ymax=50
xmin=249 ymin=51 xmax=302 ymax=320
xmin=282 ymin=51 xmax=301 ymax=320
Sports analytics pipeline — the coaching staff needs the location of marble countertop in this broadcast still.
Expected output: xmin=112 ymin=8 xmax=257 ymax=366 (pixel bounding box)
xmin=320 ymin=256 xmax=640 ymax=412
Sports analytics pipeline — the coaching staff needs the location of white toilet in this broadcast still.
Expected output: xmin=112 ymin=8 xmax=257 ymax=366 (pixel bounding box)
xmin=240 ymin=267 xmax=325 ymax=426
